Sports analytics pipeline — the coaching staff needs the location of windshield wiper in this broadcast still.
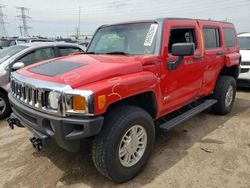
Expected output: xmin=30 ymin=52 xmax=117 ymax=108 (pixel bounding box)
xmin=105 ymin=51 xmax=128 ymax=55
xmin=85 ymin=51 xmax=129 ymax=55
xmin=85 ymin=52 xmax=96 ymax=54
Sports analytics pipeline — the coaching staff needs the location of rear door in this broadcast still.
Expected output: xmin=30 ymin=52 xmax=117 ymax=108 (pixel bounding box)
xmin=160 ymin=20 xmax=205 ymax=114
xmin=198 ymin=21 xmax=225 ymax=95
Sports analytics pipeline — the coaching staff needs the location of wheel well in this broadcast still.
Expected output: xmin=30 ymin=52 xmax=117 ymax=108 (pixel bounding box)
xmin=219 ymin=65 xmax=239 ymax=80
xmin=106 ymin=92 xmax=157 ymax=119
xmin=0 ymin=87 xmax=7 ymax=95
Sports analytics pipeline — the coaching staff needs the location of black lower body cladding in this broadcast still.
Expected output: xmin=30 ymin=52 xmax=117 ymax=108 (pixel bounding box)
xmin=8 ymin=93 xmax=104 ymax=152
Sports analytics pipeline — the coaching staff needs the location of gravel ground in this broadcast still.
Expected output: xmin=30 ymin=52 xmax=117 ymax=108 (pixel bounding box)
xmin=0 ymin=89 xmax=250 ymax=188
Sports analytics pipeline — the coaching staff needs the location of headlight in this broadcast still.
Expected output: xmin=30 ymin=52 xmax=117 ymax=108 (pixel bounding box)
xmin=47 ymin=91 xmax=60 ymax=110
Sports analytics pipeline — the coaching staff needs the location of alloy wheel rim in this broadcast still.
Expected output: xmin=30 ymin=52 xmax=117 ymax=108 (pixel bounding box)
xmin=118 ymin=125 xmax=147 ymax=167
xmin=225 ymin=85 xmax=234 ymax=107
xmin=0 ymin=97 xmax=6 ymax=115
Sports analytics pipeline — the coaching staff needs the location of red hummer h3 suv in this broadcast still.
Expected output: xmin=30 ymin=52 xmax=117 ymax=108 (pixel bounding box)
xmin=7 ymin=18 xmax=240 ymax=182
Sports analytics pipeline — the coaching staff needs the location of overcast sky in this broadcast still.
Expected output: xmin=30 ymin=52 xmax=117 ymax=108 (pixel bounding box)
xmin=1 ymin=0 xmax=250 ymax=37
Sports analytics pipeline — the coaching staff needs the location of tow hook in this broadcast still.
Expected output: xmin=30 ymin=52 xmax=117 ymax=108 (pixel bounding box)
xmin=30 ymin=137 xmax=43 ymax=151
xmin=7 ymin=117 xmax=15 ymax=129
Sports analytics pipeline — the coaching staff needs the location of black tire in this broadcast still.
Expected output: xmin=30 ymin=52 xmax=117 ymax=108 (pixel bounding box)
xmin=92 ymin=105 xmax=155 ymax=183
xmin=0 ymin=92 xmax=11 ymax=119
xmin=211 ymin=76 xmax=236 ymax=115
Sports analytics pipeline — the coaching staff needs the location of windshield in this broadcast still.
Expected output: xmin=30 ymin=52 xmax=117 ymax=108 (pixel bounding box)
xmin=238 ymin=37 xmax=250 ymax=50
xmin=87 ymin=22 xmax=158 ymax=55
xmin=0 ymin=45 xmax=28 ymax=64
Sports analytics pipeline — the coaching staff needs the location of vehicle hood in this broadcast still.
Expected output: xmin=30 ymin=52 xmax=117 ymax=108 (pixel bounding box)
xmin=240 ymin=50 xmax=250 ymax=62
xmin=17 ymin=54 xmax=148 ymax=88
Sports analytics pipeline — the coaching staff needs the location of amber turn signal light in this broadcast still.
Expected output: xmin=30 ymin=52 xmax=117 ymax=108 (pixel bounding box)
xmin=98 ymin=95 xmax=106 ymax=110
xmin=73 ymin=96 xmax=86 ymax=111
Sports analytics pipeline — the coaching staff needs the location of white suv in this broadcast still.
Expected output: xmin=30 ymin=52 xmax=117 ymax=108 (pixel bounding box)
xmin=238 ymin=32 xmax=250 ymax=87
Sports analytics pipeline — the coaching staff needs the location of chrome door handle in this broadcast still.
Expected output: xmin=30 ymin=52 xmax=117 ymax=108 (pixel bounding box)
xmin=216 ymin=51 xmax=224 ymax=55
xmin=194 ymin=55 xmax=203 ymax=60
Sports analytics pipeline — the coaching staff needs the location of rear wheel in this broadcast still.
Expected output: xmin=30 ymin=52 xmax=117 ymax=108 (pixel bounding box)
xmin=0 ymin=92 xmax=11 ymax=119
xmin=211 ymin=76 xmax=236 ymax=115
xmin=92 ymin=106 xmax=155 ymax=183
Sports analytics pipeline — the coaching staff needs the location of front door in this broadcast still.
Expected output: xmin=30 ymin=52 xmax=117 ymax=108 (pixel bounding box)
xmin=160 ymin=20 xmax=205 ymax=115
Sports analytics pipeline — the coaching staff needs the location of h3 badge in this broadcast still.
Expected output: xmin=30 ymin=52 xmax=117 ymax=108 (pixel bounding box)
xmin=184 ymin=60 xmax=194 ymax=65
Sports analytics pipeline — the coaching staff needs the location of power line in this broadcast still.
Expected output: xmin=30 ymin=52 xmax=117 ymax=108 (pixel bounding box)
xmin=0 ymin=4 xmax=8 ymax=37
xmin=3 ymin=0 xmax=249 ymax=37
xmin=16 ymin=6 xmax=31 ymax=37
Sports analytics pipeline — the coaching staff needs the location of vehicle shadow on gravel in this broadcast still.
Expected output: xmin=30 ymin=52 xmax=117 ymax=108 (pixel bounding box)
xmin=237 ymin=87 xmax=250 ymax=92
xmin=31 ymin=97 xmax=250 ymax=187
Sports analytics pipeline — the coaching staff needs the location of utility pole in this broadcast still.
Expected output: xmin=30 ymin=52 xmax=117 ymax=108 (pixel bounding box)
xmin=0 ymin=4 xmax=8 ymax=37
xmin=18 ymin=25 xmax=23 ymax=36
xmin=75 ymin=27 xmax=79 ymax=39
xmin=16 ymin=6 xmax=31 ymax=37
xmin=77 ymin=6 xmax=81 ymax=39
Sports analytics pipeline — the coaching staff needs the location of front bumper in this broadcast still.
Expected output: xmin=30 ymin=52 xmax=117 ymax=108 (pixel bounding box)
xmin=8 ymin=93 xmax=104 ymax=152
xmin=238 ymin=66 xmax=250 ymax=87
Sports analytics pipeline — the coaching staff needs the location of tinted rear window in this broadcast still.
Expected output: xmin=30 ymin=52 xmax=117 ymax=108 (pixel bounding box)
xmin=203 ymin=28 xmax=220 ymax=49
xmin=223 ymin=28 xmax=237 ymax=47
xmin=58 ymin=47 xmax=82 ymax=56
xmin=238 ymin=37 xmax=250 ymax=50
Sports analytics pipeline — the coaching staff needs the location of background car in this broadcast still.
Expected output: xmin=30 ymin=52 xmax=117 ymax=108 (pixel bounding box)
xmin=78 ymin=41 xmax=89 ymax=51
xmin=0 ymin=38 xmax=19 ymax=49
xmin=238 ymin=32 xmax=250 ymax=87
xmin=0 ymin=42 xmax=84 ymax=119
xmin=55 ymin=38 xmax=77 ymax=43
xmin=0 ymin=37 xmax=54 ymax=49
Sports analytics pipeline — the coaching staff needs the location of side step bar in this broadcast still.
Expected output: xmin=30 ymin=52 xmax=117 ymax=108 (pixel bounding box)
xmin=159 ymin=99 xmax=217 ymax=130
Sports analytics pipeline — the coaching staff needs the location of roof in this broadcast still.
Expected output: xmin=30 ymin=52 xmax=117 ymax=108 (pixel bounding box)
xmin=18 ymin=42 xmax=81 ymax=48
xmin=100 ymin=17 xmax=232 ymax=28
xmin=238 ymin=32 xmax=250 ymax=37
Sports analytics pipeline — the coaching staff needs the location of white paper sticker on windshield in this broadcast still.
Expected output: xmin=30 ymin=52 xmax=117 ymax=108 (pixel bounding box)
xmin=144 ymin=24 xmax=158 ymax=46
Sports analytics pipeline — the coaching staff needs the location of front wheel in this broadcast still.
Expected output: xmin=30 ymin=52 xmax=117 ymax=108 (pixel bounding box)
xmin=0 ymin=92 xmax=11 ymax=119
xmin=92 ymin=106 xmax=155 ymax=183
xmin=211 ymin=76 xmax=236 ymax=115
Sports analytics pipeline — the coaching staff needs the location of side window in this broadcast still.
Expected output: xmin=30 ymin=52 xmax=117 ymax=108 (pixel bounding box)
xmin=31 ymin=40 xmax=43 ymax=42
xmin=18 ymin=47 xmax=56 ymax=66
xmin=168 ymin=28 xmax=196 ymax=53
xmin=203 ymin=28 xmax=220 ymax=49
xmin=58 ymin=47 xmax=82 ymax=56
xmin=18 ymin=51 xmax=35 ymax=66
xmin=10 ymin=41 xmax=16 ymax=46
xmin=16 ymin=40 xmax=27 ymax=44
xmin=223 ymin=28 xmax=236 ymax=47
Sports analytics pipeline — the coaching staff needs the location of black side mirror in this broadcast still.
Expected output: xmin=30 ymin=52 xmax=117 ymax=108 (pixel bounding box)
xmin=168 ymin=43 xmax=195 ymax=71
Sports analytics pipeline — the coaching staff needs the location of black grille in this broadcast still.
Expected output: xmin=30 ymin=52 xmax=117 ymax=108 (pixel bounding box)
xmin=241 ymin=68 xmax=249 ymax=73
xmin=241 ymin=61 xmax=250 ymax=66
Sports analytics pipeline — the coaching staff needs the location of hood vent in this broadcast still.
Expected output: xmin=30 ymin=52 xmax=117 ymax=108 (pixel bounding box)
xmin=29 ymin=60 xmax=86 ymax=76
